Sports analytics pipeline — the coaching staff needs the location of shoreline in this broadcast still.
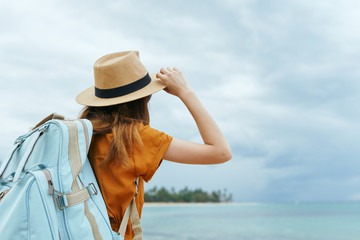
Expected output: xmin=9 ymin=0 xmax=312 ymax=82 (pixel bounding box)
xmin=144 ymin=202 xmax=259 ymax=207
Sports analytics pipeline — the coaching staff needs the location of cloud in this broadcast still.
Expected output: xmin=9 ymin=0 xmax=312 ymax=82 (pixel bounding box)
xmin=1 ymin=0 xmax=360 ymax=202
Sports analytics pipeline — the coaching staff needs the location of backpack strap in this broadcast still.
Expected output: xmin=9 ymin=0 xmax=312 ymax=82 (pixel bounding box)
xmin=0 ymin=143 xmax=20 ymax=178
xmin=63 ymin=121 xmax=103 ymax=240
xmin=13 ymin=127 xmax=47 ymax=182
xmin=118 ymin=177 xmax=143 ymax=240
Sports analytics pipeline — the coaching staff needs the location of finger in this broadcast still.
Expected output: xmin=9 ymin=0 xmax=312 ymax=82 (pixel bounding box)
xmin=156 ymin=72 xmax=167 ymax=80
xmin=156 ymin=72 xmax=166 ymax=78
xmin=173 ymin=67 xmax=180 ymax=72
xmin=160 ymin=67 xmax=170 ymax=74
xmin=167 ymin=67 xmax=175 ymax=72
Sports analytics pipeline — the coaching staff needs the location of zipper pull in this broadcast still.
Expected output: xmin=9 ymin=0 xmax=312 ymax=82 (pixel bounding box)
xmin=48 ymin=179 xmax=54 ymax=195
xmin=41 ymin=169 xmax=54 ymax=195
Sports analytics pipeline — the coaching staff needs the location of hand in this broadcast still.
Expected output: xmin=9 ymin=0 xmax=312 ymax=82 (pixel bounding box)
xmin=156 ymin=67 xmax=192 ymax=98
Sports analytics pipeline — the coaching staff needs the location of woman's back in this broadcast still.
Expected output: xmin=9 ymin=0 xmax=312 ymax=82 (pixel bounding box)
xmin=88 ymin=125 xmax=172 ymax=239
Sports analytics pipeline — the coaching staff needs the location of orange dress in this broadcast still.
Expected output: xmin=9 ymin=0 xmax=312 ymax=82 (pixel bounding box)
xmin=88 ymin=124 xmax=173 ymax=239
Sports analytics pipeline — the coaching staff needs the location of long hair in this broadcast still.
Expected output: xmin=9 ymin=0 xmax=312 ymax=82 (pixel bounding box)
xmin=79 ymin=95 xmax=151 ymax=166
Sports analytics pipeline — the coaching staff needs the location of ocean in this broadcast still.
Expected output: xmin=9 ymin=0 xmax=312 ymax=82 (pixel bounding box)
xmin=141 ymin=202 xmax=360 ymax=240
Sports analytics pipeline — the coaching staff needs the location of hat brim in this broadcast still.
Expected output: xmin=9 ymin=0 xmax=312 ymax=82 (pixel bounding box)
xmin=76 ymin=73 xmax=166 ymax=107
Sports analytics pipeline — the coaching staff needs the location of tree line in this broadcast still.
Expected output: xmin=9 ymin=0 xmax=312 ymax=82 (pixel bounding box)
xmin=144 ymin=186 xmax=233 ymax=203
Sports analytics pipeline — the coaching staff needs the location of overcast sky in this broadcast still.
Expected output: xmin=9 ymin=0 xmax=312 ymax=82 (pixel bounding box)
xmin=1 ymin=0 xmax=360 ymax=202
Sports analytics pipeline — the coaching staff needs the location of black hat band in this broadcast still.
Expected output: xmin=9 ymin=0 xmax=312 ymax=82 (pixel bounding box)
xmin=95 ymin=73 xmax=151 ymax=99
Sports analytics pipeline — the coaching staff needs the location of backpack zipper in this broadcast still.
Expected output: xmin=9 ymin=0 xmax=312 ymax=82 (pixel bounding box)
xmin=41 ymin=169 xmax=56 ymax=207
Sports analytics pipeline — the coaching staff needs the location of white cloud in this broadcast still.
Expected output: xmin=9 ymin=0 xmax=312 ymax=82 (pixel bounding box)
xmin=1 ymin=0 xmax=360 ymax=201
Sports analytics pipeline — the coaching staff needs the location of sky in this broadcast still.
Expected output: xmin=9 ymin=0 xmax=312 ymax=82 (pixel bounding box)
xmin=1 ymin=0 xmax=360 ymax=202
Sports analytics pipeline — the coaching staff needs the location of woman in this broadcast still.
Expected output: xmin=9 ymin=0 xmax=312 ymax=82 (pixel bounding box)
xmin=76 ymin=51 xmax=232 ymax=239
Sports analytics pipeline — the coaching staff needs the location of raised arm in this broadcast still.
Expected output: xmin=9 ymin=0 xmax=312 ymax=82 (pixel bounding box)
xmin=156 ymin=67 xmax=232 ymax=165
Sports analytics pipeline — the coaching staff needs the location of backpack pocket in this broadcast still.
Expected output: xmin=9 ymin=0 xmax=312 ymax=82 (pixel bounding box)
xmin=0 ymin=170 xmax=58 ymax=240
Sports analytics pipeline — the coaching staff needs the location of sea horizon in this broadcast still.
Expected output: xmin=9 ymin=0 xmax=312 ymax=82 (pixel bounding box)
xmin=144 ymin=200 xmax=360 ymax=205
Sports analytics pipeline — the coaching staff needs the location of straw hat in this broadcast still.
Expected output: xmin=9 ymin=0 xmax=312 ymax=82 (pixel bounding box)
xmin=76 ymin=51 xmax=165 ymax=106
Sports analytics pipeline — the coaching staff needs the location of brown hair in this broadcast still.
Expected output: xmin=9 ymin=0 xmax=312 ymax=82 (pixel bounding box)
xmin=79 ymin=95 xmax=151 ymax=165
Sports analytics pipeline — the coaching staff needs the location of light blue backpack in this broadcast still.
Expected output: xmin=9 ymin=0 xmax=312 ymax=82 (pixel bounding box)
xmin=0 ymin=114 xmax=142 ymax=240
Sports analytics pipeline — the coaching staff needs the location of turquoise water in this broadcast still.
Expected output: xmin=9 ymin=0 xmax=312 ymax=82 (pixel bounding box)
xmin=141 ymin=202 xmax=360 ymax=240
